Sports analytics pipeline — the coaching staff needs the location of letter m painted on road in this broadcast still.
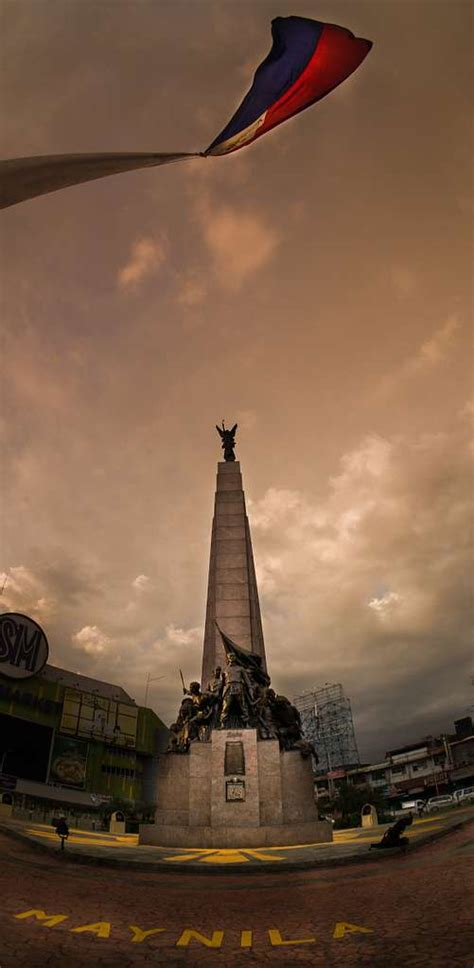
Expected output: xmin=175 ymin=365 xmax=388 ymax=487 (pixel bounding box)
xmin=15 ymin=909 xmax=69 ymax=928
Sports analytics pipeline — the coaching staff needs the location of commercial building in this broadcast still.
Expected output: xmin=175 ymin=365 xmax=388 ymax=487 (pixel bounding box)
xmin=0 ymin=662 xmax=169 ymax=820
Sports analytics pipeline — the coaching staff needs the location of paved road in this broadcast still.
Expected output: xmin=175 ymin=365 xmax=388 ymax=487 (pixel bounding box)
xmin=1 ymin=822 xmax=473 ymax=968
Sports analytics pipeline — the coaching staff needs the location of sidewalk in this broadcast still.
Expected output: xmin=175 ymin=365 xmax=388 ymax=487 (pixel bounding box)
xmin=2 ymin=807 xmax=473 ymax=873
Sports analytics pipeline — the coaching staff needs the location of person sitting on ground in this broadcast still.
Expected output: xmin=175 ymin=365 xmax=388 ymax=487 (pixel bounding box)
xmin=371 ymin=813 xmax=413 ymax=849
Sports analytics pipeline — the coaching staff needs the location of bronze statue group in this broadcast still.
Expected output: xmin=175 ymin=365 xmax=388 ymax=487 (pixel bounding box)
xmin=167 ymin=645 xmax=315 ymax=758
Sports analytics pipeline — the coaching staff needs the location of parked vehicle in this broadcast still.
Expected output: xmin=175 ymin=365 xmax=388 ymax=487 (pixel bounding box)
xmin=401 ymin=799 xmax=426 ymax=815
xmin=453 ymin=787 xmax=474 ymax=803
xmin=425 ymin=794 xmax=454 ymax=813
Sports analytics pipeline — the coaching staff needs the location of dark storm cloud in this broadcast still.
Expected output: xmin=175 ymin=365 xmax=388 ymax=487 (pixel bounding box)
xmin=250 ymin=415 xmax=473 ymax=759
xmin=1 ymin=1 xmax=472 ymax=755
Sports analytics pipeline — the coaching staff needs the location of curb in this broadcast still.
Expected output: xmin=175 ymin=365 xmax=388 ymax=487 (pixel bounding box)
xmin=1 ymin=816 xmax=472 ymax=876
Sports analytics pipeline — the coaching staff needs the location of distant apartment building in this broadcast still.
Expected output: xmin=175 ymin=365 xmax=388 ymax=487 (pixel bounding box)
xmin=315 ymin=716 xmax=474 ymax=803
xmin=448 ymin=717 xmax=474 ymax=784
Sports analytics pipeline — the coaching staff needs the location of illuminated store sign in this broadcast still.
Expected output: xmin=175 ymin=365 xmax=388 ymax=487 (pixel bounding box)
xmin=0 ymin=613 xmax=49 ymax=680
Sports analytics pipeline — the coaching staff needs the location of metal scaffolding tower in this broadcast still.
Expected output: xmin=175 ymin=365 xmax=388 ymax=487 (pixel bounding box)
xmin=293 ymin=682 xmax=360 ymax=774
xmin=293 ymin=689 xmax=318 ymax=748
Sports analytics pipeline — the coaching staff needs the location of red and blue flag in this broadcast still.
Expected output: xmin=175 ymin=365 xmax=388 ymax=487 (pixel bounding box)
xmin=0 ymin=16 xmax=372 ymax=208
xmin=206 ymin=16 xmax=372 ymax=156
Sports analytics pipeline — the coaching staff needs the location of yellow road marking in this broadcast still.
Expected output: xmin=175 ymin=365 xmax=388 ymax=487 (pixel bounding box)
xmin=24 ymin=823 xmax=137 ymax=842
xmin=409 ymin=825 xmax=441 ymax=835
xmin=26 ymin=829 xmax=137 ymax=847
xmin=164 ymin=851 xmax=219 ymax=862
xmin=199 ymin=851 xmax=250 ymax=864
xmin=26 ymin=826 xmax=442 ymax=850
xmin=166 ymin=849 xmax=281 ymax=864
xmin=413 ymin=816 xmax=452 ymax=825
xmin=15 ymin=810 xmax=459 ymax=858
xmin=157 ymin=846 xmax=218 ymax=856
xmin=243 ymin=849 xmax=284 ymax=862
xmin=208 ymin=848 xmax=240 ymax=854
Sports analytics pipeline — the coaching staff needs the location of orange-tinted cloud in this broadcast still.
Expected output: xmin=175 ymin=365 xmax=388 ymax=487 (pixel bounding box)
xmin=118 ymin=236 xmax=167 ymax=289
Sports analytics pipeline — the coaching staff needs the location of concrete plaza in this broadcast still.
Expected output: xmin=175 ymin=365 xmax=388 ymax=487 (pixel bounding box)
xmin=1 ymin=805 xmax=472 ymax=870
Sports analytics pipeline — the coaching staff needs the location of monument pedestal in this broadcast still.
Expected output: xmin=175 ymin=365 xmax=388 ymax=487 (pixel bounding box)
xmin=140 ymin=728 xmax=332 ymax=848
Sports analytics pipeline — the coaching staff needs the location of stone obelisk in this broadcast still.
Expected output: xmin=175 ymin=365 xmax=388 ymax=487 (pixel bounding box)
xmin=201 ymin=457 xmax=266 ymax=690
xmin=139 ymin=422 xmax=332 ymax=848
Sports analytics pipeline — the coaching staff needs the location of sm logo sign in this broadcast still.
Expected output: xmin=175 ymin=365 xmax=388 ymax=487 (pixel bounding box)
xmin=0 ymin=613 xmax=49 ymax=679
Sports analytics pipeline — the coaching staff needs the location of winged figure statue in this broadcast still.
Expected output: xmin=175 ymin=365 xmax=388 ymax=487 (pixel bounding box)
xmin=216 ymin=420 xmax=237 ymax=461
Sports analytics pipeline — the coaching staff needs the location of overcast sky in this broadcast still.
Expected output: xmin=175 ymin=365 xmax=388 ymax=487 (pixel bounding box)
xmin=1 ymin=0 xmax=472 ymax=762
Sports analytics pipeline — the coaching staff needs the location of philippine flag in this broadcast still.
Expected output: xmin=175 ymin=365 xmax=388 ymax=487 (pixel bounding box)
xmin=0 ymin=16 xmax=372 ymax=209
xmin=205 ymin=16 xmax=372 ymax=156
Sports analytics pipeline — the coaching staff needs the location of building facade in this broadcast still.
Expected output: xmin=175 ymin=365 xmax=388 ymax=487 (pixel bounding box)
xmin=0 ymin=663 xmax=169 ymax=819
xmin=314 ymin=717 xmax=474 ymax=805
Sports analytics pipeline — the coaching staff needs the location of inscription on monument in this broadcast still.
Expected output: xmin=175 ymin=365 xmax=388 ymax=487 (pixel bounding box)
xmin=226 ymin=779 xmax=246 ymax=801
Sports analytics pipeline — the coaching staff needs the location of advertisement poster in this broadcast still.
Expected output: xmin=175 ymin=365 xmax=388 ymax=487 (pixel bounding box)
xmin=49 ymin=735 xmax=88 ymax=789
xmin=60 ymin=688 xmax=138 ymax=748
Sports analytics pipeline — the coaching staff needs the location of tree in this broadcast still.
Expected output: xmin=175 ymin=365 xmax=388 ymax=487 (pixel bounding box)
xmin=331 ymin=782 xmax=389 ymax=828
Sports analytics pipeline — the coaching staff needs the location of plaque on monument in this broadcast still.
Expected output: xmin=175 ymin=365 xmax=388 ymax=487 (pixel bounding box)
xmin=224 ymin=741 xmax=245 ymax=775
xmin=226 ymin=778 xmax=246 ymax=801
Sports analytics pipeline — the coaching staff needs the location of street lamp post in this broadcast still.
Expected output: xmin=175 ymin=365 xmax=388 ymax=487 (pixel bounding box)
xmin=144 ymin=674 xmax=166 ymax=709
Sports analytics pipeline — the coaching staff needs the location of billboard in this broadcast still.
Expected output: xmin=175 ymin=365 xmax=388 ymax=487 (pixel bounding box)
xmin=60 ymin=688 xmax=138 ymax=748
xmin=49 ymin=735 xmax=88 ymax=789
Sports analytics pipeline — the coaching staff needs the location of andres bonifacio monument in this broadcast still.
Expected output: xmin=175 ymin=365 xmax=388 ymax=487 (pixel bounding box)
xmin=140 ymin=425 xmax=332 ymax=847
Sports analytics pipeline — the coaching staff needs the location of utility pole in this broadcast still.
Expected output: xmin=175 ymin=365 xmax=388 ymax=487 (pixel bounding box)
xmin=442 ymin=734 xmax=453 ymax=768
xmin=144 ymin=674 xmax=166 ymax=708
